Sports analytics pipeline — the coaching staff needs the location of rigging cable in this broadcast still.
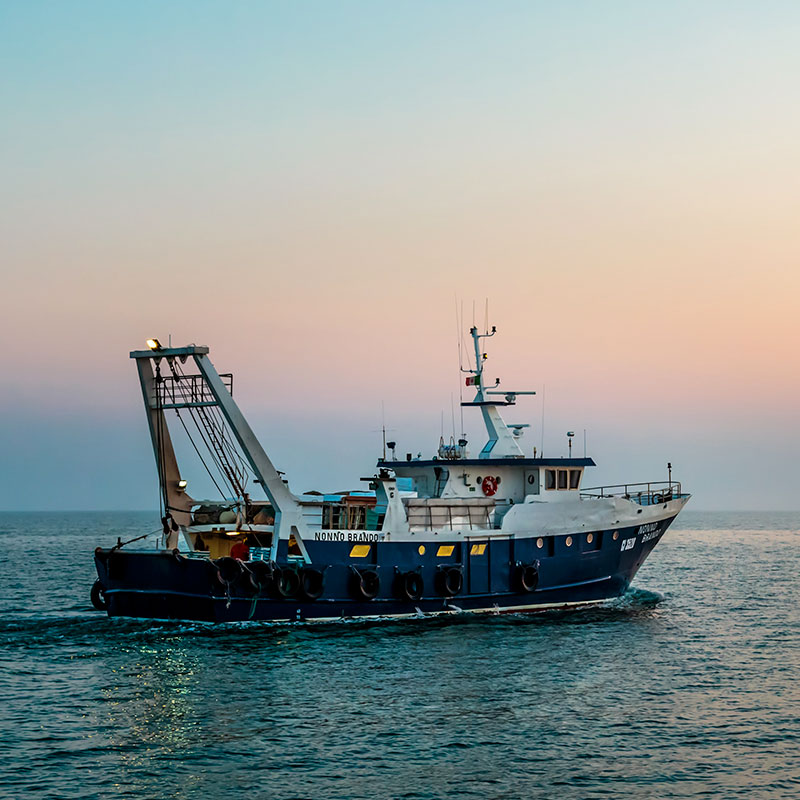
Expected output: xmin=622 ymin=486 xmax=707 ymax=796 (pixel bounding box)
xmin=168 ymin=356 xmax=245 ymax=500
xmin=173 ymin=408 xmax=227 ymax=499
xmin=187 ymin=404 xmax=242 ymax=499
xmin=196 ymin=403 xmax=248 ymax=497
xmin=206 ymin=402 xmax=251 ymax=489
xmin=173 ymin=358 xmax=251 ymax=496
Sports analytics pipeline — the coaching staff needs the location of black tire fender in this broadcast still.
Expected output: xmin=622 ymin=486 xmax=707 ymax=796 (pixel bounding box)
xmin=249 ymin=560 xmax=275 ymax=594
xmin=90 ymin=580 xmax=107 ymax=611
xmin=275 ymin=566 xmax=301 ymax=598
xmin=300 ymin=567 xmax=325 ymax=601
xmin=516 ymin=560 xmax=540 ymax=593
xmin=214 ymin=556 xmax=243 ymax=586
xmin=239 ymin=564 xmax=260 ymax=595
xmin=396 ymin=569 xmax=423 ymax=602
xmin=352 ymin=568 xmax=380 ymax=600
xmin=436 ymin=566 xmax=463 ymax=596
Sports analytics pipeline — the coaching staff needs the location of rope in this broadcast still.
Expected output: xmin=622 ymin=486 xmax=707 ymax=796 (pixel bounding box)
xmin=111 ymin=527 xmax=163 ymax=550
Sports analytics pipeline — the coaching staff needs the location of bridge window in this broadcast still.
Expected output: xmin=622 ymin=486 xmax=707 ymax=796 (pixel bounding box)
xmin=545 ymin=468 xmax=582 ymax=491
xmin=322 ymin=503 xmax=368 ymax=530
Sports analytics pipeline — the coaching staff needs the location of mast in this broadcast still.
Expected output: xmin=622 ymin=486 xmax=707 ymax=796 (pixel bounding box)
xmin=463 ymin=326 xmax=534 ymax=459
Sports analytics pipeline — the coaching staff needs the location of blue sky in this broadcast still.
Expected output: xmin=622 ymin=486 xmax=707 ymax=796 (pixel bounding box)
xmin=2 ymin=1 xmax=800 ymax=510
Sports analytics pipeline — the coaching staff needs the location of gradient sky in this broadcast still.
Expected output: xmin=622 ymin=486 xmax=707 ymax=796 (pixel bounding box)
xmin=2 ymin=1 xmax=799 ymax=510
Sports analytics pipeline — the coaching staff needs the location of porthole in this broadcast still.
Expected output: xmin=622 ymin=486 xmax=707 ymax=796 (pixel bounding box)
xmin=527 ymin=475 xmax=535 ymax=485
xmin=536 ymin=537 xmax=544 ymax=548
xmin=565 ymin=536 xmax=573 ymax=547
xmin=476 ymin=477 xmax=482 ymax=485
xmin=495 ymin=476 xmax=501 ymax=484
xmin=418 ymin=545 xmax=426 ymax=555
xmin=612 ymin=531 xmax=619 ymax=541
xmin=587 ymin=533 xmax=594 ymax=544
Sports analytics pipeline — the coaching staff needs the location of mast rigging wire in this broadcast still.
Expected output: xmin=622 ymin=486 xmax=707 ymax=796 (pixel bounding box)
xmin=169 ymin=358 xmax=252 ymax=503
xmin=173 ymin=408 xmax=227 ymax=498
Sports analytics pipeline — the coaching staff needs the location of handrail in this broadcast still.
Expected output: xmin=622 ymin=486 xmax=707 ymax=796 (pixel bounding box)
xmin=580 ymin=480 xmax=683 ymax=504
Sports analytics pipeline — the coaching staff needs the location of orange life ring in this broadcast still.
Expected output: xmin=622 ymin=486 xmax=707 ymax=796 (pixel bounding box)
xmin=482 ymin=476 xmax=498 ymax=496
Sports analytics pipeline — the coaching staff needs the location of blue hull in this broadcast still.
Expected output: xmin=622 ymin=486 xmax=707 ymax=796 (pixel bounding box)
xmin=94 ymin=516 xmax=677 ymax=622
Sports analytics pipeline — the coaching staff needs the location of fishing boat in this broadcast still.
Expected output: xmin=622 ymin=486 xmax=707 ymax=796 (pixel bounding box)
xmin=92 ymin=327 xmax=690 ymax=622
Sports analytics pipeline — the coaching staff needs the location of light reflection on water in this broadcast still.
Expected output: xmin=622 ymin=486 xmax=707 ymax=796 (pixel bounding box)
xmin=0 ymin=512 xmax=799 ymax=799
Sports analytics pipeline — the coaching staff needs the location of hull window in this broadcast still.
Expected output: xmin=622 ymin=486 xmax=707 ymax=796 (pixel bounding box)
xmin=584 ymin=532 xmax=602 ymax=552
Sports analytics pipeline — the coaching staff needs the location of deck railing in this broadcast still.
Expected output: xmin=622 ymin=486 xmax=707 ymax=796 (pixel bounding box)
xmin=580 ymin=480 xmax=684 ymax=506
xmin=156 ymin=373 xmax=234 ymax=409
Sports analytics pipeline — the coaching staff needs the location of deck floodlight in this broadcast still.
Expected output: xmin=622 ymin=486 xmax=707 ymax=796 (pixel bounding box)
xmin=176 ymin=479 xmax=187 ymax=492
xmin=146 ymin=338 xmax=162 ymax=351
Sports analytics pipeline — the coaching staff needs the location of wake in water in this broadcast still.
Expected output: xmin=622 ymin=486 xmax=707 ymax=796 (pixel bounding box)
xmin=0 ymin=586 xmax=667 ymax=647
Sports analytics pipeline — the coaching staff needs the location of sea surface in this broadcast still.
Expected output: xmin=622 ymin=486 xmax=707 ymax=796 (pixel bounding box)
xmin=1 ymin=511 xmax=799 ymax=800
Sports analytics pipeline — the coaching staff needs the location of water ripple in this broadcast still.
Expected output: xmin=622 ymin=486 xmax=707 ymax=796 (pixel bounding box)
xmin=1 ymin=512 xmax=799 ymax=800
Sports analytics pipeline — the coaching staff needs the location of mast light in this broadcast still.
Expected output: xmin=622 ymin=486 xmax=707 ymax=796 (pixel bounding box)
xmin=146 ymin=338 xmax=163 ymax=351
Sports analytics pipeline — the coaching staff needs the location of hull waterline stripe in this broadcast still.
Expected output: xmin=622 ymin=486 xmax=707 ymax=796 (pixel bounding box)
xmin=103 ymin=570 xmax=615 ymax=604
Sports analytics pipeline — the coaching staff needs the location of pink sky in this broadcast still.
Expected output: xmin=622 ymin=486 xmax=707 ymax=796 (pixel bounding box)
xmin=2 ymin=2 xmax=799 ymax=509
